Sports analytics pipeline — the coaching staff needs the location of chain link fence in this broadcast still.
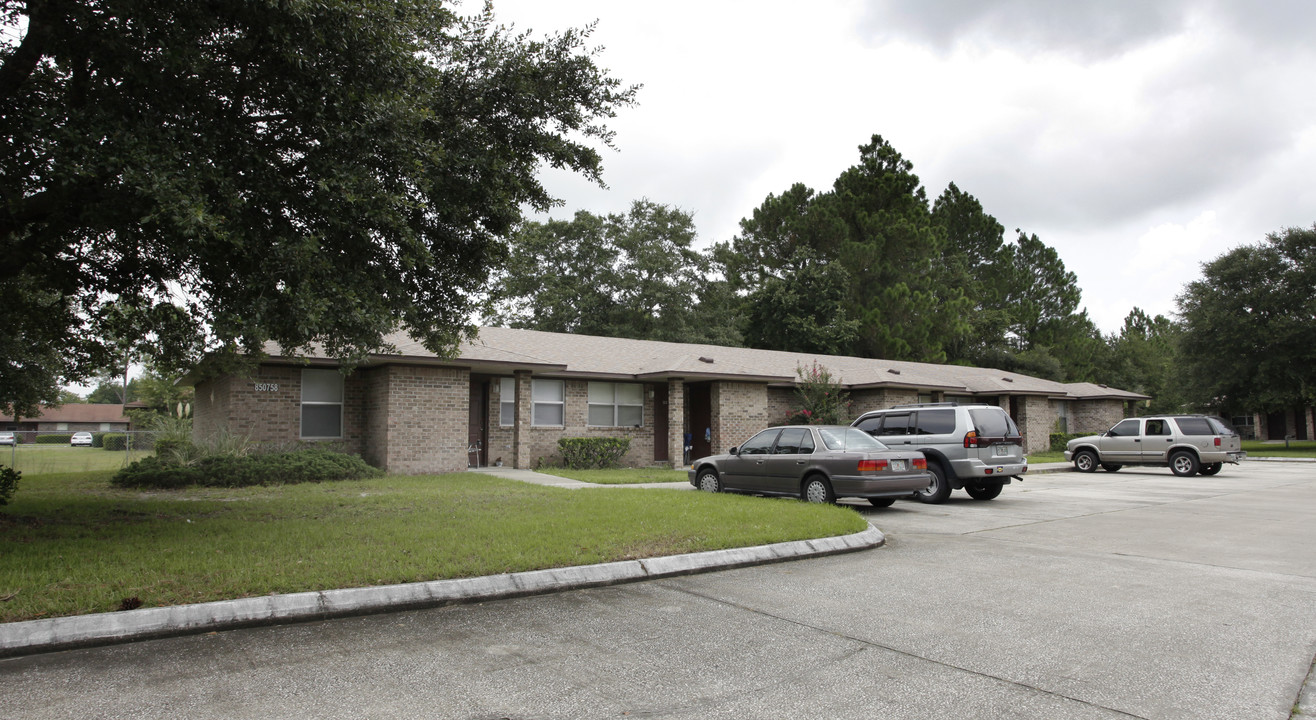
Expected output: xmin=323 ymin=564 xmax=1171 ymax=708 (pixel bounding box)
xmin=0 ymin=430 xmax=161 ymax=475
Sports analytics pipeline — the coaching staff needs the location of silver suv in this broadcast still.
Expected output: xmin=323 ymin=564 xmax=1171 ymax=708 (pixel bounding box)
xmin=1064 ymin=415 xmax=1245 ymax=476
xmin=852 ymin=403 xmax=1027 ymax=503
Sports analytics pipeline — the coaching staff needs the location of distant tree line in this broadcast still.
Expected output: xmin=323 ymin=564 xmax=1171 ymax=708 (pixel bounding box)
xmin=487 ymin=135 xmax=1316 ymax=420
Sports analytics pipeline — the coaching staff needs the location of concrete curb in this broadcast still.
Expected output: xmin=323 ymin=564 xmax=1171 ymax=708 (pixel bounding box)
xmin=0 ymin=524 xmax=884 ymax=659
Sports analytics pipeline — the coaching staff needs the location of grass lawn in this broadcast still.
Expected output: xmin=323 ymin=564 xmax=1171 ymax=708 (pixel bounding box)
xmin=0 ymin=470 xmax=866 ymax=623
xmin=540 ymin=467 xmax=689 ymax=484
xmin=1026 ymin=451 xmax=1067 ymax=464
xmin=0 ymin=445 xmax=151 ymax=475
xmin=1242 ymin=440 xmax=1316 ymax=458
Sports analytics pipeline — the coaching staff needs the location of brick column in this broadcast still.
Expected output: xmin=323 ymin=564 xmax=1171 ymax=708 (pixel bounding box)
xmin=668 ymin=379 xmax=685 ymax=468
xmin=513 ymin=371 xmax=533 ymax=469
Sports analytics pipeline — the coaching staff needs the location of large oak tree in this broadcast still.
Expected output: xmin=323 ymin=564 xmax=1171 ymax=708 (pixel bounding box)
xmin=0 ymin=0 xmax=636 ymax=415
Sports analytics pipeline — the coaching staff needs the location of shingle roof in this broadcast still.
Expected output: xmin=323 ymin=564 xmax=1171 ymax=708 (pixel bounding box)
xmin=0 ymin=404 xmax=131 ymax=423
xmin=254 ymin=326 xmax=1149 ymax=402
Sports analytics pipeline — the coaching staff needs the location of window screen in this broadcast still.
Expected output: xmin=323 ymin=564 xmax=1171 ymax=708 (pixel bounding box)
xmin=587 ymin=382 xmax=644 ymax=427
xmin=531 ymin=379 xmax=564 ymax=426
xmin=301 ymin=369 xmax=343 ymax=439
xmin=499 ymin=378 xmax=515 ymax=426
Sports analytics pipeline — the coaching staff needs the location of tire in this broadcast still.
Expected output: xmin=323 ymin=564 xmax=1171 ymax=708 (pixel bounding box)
xmin=1073 ymin=450 xmax=1098 ymax=473
xmin=867 ymin=497 xmax=896 ymax=508
xmin=696 ymin=467 xmax=721 ymax=493
xmin=913 ymin=463 xmax=952 ymax=504
xmin=1200 ymin=462 xmax=1223 ymax=476
xmin=965 ymin=481 xmax=1003 ymax=500
xmin=802 ymin=475 xmax=835 ymax=504
xmin=1101 ymin=464 xmax=1122 ymax=472
xmin=1170 ymin=451 xmax=1200 ymax=477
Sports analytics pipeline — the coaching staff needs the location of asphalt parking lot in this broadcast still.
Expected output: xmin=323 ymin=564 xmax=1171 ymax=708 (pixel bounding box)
xmin=3 ymin=462 xmax=1314 ymax=719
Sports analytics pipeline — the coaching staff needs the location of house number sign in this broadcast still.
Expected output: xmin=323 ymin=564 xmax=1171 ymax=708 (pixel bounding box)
xmin=254 ymin=383 xmax=280 ymax=392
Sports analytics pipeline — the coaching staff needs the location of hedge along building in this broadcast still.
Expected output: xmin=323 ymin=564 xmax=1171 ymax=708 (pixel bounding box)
xmin=188 ymin=326 xmax=1149 ymax=474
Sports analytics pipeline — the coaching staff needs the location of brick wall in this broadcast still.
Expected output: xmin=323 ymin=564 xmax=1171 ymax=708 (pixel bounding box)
xmin=850 ymin=388 xmax=920 ymax=417
xmin=369 ymin=365 xmax=469 ymax=475
xmin=513 ymin=378 xmax=660 ymax=468
xmin=1013 ymin=395 xmax=1052 ymax=455
xmin=711 ymin=381 xmax=768 ymax=454
xmin=1070 ymin=400 xmax=1124 ymax=436
xmin=195 ymin=365 xmax=368 ymax=454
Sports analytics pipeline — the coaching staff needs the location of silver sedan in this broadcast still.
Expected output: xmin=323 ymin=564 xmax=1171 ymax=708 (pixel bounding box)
xmin=687 ymin=425 xmax=933 ymax=506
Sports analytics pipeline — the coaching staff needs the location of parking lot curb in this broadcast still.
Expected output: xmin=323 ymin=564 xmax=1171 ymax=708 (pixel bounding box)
xmin=0 ymin=524 xmax=884 ymax=659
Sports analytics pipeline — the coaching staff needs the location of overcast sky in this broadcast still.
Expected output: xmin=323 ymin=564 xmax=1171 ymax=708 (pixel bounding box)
xmin=489 ymin=0 xmax=1316 ymax=334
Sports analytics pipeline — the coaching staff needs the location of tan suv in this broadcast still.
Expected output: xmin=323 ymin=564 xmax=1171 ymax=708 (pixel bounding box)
xmin=1064 ymin=415 xmax=1245 ymax=476
xmin=852 ymin=403 xmax=1027 ymax=503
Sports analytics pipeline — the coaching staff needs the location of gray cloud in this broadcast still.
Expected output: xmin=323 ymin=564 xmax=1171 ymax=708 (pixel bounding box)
xmin=858 ymin=0 xmax=1316 ymax=59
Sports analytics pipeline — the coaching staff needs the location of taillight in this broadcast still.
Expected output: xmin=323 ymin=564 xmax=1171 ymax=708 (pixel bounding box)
xmin=858 ymin=459 xmax=889 ymax=472
xmin=963 ymin=430 xmax=980 ymax=448
xmin=1214 ymin=437 xmax=1221 ymax=446
xmin=913 ymin=457 xmax=927 ymax=470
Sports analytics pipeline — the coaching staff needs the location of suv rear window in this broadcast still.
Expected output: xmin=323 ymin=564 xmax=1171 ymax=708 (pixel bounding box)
xmin=968 ymin=408 xmax=1020 ymax=437
xmin=1174 ymin=417 xmax=1214 ymax=436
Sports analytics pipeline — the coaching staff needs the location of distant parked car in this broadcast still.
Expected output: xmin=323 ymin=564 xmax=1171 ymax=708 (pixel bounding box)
xmin=852 ymin=403 xmax=1027 ymax=503
xmin=688 ymin=425 xmax=932 ymax=506
xmin=0 ymin=431 xmax=14 ymax=446
xmin=1064 ymin=415 xmax=1245 ymax=476
xmin=70 ymin=432 xmax=94 ymax=447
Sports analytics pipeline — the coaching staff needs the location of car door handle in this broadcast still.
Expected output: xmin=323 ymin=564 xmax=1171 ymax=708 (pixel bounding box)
xmin=796 ymin=460 xmax=806 ymax=465
xmin=1134 ymin=439 xmax=1141 ymax=442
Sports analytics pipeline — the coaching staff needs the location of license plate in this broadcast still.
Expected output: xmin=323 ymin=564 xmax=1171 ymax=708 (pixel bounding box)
xmin=992 ymin=444 xmax=1010 ymax=457
xmin=890 ymin=459 xmax=907 ymax=472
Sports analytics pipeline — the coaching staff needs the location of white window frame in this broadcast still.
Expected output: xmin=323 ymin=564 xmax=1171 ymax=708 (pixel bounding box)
xmin=531 ymin=379 xmax=565 ymax=427
xmin=587 ymin=382 xmax=644 ymax=428
xmin=300 ymin=369 xmax=344 ymax=439
xmin=499 ymin=378 xmax=516 ymax=427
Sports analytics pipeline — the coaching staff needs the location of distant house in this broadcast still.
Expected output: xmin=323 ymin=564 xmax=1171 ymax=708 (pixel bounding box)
xmin=188 ymin=327 xmax=1149 ymax=474
xmin=0 ymin=403 xmax=133 ymax=440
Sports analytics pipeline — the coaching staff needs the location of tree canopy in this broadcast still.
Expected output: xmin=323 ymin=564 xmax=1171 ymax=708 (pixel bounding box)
xmin=0 ymin=0 xmax=636 ymax=415
xmin=485 ymin=200 xmax=741 ymax=346
xmin=1176 ymin=225 xmax=1316 ymax=414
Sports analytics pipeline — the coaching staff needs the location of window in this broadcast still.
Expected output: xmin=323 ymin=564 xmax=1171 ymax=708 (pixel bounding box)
xmin=532 ymin=379 xmax=564 ymax=426
xmin=1145 ymin=419 xmax=1169 ymax=436
xmin=914 ymin=409 xmax=956 ymax=435
xmin=100 ymin=422 xmax=112 ymax=431
xmin=1175 ymin=417 xmax=1213 ymax=436
xmin=1108 ymin=418 xmax=1140 ymax=437
xmin=775 ymin=428 xmax=814 ymax=454
xmin=56 ymin=422 xmax=68 ymax=431
xmin=587 ymin=382 xmax=644 ymax=427
xmin=301 ymin=369 xmax=343 ymax=439
xmin=878 ymin=413 xmax=912 ymax=436
xmin=1053 ymin=401 xmax=1069 ymax=434
xmin=737 ymin=429 xmax=779 ymax=455
xmin=499 ymin=378 xmax=515 ymax=427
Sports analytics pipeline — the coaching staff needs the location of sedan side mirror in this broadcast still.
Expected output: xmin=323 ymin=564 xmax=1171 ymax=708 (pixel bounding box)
xmin=728 ymin=446 xmax=739 ymax=456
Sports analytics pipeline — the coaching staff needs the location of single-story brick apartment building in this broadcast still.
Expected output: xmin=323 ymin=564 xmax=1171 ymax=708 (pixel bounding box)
xmin=0 ymin=403 xmax=133 ymax=440
xmin=189 ymin=326 xmax=1149 ymax=474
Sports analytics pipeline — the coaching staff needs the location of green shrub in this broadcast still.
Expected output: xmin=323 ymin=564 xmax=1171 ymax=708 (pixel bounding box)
xmin=91 ymin=432 xmax=106 ymax=448
xmin=1049 ymin=432 xmax=1083 ymax=452
xmin=111 ymin=447 xmax=382 ymax=489
xmin=557 ymin=437 xmax=630 ymax=469
xmin=35 ymin=434 xmax=72 ymax=444
xmin=101 ymin=433 xmax=127 ymax=451
xmin=0 ymin=467 xmax=18 ymax=506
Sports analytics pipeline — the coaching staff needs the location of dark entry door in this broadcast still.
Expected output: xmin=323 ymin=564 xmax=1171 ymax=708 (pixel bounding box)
xmin=468 ymin=381 xmax=488 ymax=467
xmin=689 ymin=383 xmax=712 ymax=461
xmin=653 ymin=384 xmax=669 ymax=462
xmin=1267 ymin=411 xmax=1286 ymax=441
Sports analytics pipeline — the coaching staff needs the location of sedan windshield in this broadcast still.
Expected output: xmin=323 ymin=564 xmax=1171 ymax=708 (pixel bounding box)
xmin=818 ymin=427 xmax=888 ymax=451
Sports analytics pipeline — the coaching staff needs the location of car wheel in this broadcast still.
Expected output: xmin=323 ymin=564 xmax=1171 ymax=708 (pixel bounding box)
xmin=802 ymin=475 xmax=835 ymax=504
xmin=1199 ymin=462 xmax=1223 ymax=476
xmin=1073 ymin=450 xmax=1098 ymax=473
xmin=913 ymin=463 xmax=952 ymax=504
xmin=696 ymin=468 xmax=721 ymax=493
xmin=965 ymin=481 xmax=1003 ymax=500
xmin=1100 ymin=464 xmax=1122 ymax=472
xmin=1169 ymin=451 xmax=1199 ymax=477
xmin=867 ymin=497 xmax=896 ymax=508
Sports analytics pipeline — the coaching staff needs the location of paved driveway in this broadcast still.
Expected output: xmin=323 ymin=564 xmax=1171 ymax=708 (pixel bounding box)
xmin=4 ymin=463 xmax=1315 ymax=719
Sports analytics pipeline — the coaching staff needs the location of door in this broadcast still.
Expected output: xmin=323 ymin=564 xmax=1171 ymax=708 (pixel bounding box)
xmin=760 ymin=427 xmax=812 ymax=493
xmin=1100 ymin=418 xmax=1143 ymax=462
xmin=688 ymin=383 xmax=712 ymax=461
xmin=653 ymin=384 xmax=669 ymax=462
xmin=1140 ymin=418 xmax=1173 ymax=461
xmin=468 ymin=381 xmax=488 ymax=467
xmin=720 ymin=428 xmax=779 ymax=491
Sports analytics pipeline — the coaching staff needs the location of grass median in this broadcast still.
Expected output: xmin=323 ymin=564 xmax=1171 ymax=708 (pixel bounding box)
xmin=0 ymin=470 xmax=867 ymax=623
xmin=538 ymin=467 xmax=689 ymax=484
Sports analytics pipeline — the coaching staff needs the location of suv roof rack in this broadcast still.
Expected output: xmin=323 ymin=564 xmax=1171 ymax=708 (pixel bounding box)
xmin=890 ymin=402 xmax=960 ymax=409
